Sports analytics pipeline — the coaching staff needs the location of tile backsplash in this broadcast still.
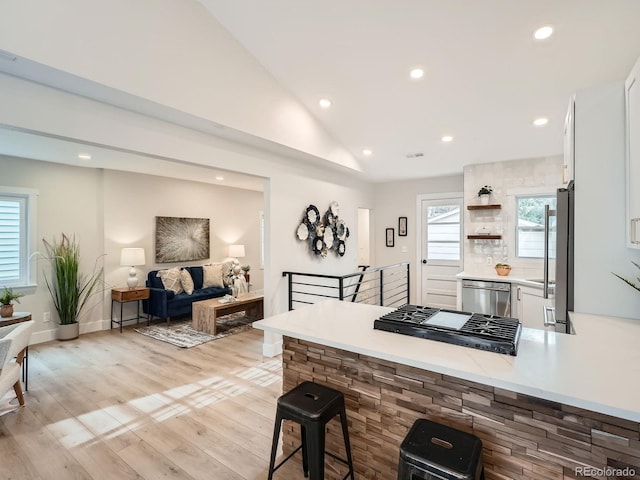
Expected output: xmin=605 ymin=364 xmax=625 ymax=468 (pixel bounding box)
xmin=463 ymin=156 xmax=563 ymax=277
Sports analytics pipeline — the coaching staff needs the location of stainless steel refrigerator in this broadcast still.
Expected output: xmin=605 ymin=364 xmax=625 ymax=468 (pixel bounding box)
xmin=543 ymin=181 xmax=574 ymax=333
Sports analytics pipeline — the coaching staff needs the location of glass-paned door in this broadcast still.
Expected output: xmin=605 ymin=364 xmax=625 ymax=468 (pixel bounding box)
xmin=420 ymin=196 xmax=463 ymax=308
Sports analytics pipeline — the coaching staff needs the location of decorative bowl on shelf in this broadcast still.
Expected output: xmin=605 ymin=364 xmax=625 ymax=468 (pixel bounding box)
xmin=495 ymin=264 xmax=511 ymax=276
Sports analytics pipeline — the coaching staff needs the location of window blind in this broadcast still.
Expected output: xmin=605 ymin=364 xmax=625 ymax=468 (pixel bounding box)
xmin=0 ymin=199 xmax=22 ymax=283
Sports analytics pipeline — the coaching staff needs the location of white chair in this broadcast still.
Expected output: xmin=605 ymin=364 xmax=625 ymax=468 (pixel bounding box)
xmin=0 ymin=320 xmax=34 ymax=406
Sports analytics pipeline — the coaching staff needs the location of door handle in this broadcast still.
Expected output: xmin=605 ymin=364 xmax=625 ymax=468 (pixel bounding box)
xmin=544 ymin=205 xmax=550 ymax=299
xmin=543 ymin=305 xmax=556 ymax=326
xmin=422 ymin=259 xmax=427 ymax=264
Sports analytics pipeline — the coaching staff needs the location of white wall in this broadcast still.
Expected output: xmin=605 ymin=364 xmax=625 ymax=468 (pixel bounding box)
xmin=573 ymin=82 xmax=640 ymax=319
xmin=1 ymin=156 xmax=104 ymax=343
xmin=4 ymin=0 xmax=636 ymax=325
xmin=267 ymin=174 xmax=373 ymax=315
xmin=1 ymin=155 xmax=265 ymax=342
xmin=0 ymin=72 xmax=375 ymax=331
xmin=0 ymin=0 xmax=359 ymax=172
xmin=357 ymin=208 xmax=371 ymax=266
xmin=463 ymin=156 xmax=564 ymax=277
xmin=373 ymin=175 xmax=463 ymax=302
xmin=102 ymin=168 xmax=264 ymax=292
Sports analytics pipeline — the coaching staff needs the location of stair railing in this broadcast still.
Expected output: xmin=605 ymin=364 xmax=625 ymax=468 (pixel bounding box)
xmin=282 ymin=262 xmax=409 ymax=311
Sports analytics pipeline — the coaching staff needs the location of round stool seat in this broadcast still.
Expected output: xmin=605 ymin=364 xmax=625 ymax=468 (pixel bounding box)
xmin=277 ymin=381 xmax=344 ymax=422
xmin=398 ymin=418 xmax=484 ymax=480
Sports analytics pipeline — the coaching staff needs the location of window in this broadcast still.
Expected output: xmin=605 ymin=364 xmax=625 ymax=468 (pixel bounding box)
xmin=0 ymin=188 xmax=37 ymax=288
xmin=516 ymin=195 xmax=556 ymax=258
xmin=427 ymin=204 xmax=461 ymax=262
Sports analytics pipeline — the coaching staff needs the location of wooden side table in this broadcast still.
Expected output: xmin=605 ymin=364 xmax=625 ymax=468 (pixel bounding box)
xmin=0 ymin=312 xmax=32 ymax=391
xmin=111 ymin=287 xmax=150 ymax=333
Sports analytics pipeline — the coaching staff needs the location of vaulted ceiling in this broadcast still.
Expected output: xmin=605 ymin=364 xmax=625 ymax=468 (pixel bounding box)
xmin=2 ymin=1 xmax=640 ymax=187
xmin=200 ymin=0 xmax=640 ymax=181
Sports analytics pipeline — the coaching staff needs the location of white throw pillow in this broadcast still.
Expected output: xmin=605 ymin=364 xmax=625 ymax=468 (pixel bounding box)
xmin=203 ymin=264 xmax=225 ymax=288
xmin=157 ymin=267 xmax=184 ymax=294
xmin=180 ymin=268 xmax=194 ymax=295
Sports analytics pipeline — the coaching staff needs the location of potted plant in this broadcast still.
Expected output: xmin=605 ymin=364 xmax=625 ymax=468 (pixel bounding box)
xmin=478 ymin=185 xmax=493 ymax=205
xmin=241 ymin=264 xmax=251 ymax=283
xmin=0 ymin=287 xmax=23 ymax=318
xmin=43 ymin=233 xmax=103 ymax=340
xmin=612 ymin=261 xmax=640 ymax=293
xmin=495 ymin=263 xmax=512 ymax=276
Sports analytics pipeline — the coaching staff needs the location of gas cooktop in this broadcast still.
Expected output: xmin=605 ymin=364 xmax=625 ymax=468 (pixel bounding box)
xmin=374 ymin=304 xmax=522 ymax=356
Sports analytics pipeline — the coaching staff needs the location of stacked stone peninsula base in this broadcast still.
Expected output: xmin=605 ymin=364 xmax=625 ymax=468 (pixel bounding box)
xmin=281 ymin=337 xmax=640 ymax=480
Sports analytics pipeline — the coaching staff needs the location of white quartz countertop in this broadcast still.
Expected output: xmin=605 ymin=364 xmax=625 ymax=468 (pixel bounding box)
xmin=456 ymin=271 xmax=547 ymax=288
xmin=253 ymin=300 xmax=640 ymax=422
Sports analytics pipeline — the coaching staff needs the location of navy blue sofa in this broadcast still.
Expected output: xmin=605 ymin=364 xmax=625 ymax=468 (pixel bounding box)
xmin=143 ymin=266 xmax=229 ymax=320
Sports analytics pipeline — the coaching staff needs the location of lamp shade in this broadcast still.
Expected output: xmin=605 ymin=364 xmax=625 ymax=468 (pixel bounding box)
xmin=228 ymin=244 xmax=245 ymax=258
xmin=120 ymin=247 xmax=146 ymax=266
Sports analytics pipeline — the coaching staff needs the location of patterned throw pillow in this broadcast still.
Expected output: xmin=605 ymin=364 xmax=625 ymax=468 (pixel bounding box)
xmin=203 ymin=264 xmax=225 ymax=288
xmin=219 ymin=259 xmax=235 ymax=286
xmin=157 ymin=267 xmax=184 ymax=294
xmin=180 ymin=268 xmax=194 ymax=295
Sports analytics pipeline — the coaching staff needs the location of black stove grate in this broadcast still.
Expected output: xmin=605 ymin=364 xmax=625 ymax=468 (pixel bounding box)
xmin=377 ymin=304 xmax=440 ymax=324
xmin=374 ymin=305 xmax=522 ymax=356
xmin=460 ymin=314 xmax=521 ymax=341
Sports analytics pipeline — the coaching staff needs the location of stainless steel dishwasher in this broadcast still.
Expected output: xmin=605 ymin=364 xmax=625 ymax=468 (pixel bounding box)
xmin=461 ymin=279 xmax=511 ymax=317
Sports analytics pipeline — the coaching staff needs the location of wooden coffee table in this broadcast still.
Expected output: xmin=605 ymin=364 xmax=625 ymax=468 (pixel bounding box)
xmin=192 ymin=293 xmax=264 ymax=335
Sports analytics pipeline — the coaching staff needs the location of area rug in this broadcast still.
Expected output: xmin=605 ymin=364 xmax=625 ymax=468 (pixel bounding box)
xmin=134 ymin=312 xmax=256 ymax=348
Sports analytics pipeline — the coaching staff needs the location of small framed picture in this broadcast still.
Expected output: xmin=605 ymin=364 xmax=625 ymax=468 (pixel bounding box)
xmin=386 ymin=228 xmax=395 ymax=247
xmin=398 ymin=217 xmax=407 ymax=236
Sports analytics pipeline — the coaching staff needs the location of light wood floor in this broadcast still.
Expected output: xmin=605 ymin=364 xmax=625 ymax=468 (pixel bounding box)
xmin=0 ymin=324 xmax=308 ymax=479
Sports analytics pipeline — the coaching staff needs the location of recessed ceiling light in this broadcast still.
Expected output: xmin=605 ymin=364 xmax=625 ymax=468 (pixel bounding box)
xmin=533 ymin=117 xmax=549 ymax=127
xmin=410 ymin=68 xmax=424 ymax=79
xmin=78 ymin=153 xmax=91 ymax=160
xmin=215 ymin=176 xmax=224 ymax=181
xmin=534 ymin=26 xmax=553 ymax=40
xmin=441 ymin=135 xmax=454 ymax=143
xmin=319 ymin=98 xmax=332 ymax=109
xmin=362 ymin=149 xmax=373 ymax=156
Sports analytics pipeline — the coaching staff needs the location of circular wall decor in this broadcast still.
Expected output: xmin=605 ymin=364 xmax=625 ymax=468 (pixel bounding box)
xmin=296 ymin=223 xmax=310 ymax=240
xmin=305 ymin=205 xmax=320 ymax=225
xmin=296 ymin=202 xmax=350 ymax=258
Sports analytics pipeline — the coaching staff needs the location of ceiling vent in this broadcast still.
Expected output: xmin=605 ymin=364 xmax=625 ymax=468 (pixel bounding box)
xmin=405 ymin=152 xmax=424 ymax=159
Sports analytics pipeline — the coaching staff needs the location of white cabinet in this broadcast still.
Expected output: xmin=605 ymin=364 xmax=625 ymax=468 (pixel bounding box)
xmin=515 ymin=285 xmax=553 ymax=330
xmin=626 ymin=56 xmax=640 ymax=248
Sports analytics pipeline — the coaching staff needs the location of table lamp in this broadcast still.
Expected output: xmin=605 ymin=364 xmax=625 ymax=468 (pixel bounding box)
xmin=120 ymin=247 xmax=146 ymax=288
xmin=228 ymin=244 xmax=245 ymax=276
xmin=228 ymin=244 xmax=245 ymax=260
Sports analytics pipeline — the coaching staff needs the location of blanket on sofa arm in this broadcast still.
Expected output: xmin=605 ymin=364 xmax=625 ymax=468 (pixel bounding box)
xmin=143 ymin=265 xmax=230 ymax=320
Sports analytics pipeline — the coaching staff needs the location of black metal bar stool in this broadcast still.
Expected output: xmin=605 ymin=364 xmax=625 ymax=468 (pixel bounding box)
xmin=398 ymin=418 xmax=484 ymax=480
xmin=267 ymin=381 xmax=355 ymax=480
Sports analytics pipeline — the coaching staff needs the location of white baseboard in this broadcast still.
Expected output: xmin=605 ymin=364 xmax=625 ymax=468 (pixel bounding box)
xmin=30 ymin=319 xmax=111 ymax=345
xmin=261 ymin=331 xmax=283 ymax=357
xmin=30 ymin=328 xmax=57 ymax=344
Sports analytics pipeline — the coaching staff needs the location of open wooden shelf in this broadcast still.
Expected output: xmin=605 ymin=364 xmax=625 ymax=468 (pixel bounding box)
xmin=467 ymin=235 xmax=502 ymax=240
xmin=467 ymin=204 xmax=502 ymax=210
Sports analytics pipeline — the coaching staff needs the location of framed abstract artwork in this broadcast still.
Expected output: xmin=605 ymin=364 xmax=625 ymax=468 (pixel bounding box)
xmin=386 ymin=228 xmax=395 ymax=247
xmin=398 ymin=217 xmax=407 ymax=236
xmin=155 ymin=216 xmax=210 ymax=262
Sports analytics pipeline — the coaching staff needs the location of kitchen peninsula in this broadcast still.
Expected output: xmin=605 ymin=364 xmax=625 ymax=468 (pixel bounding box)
xmin=253 ymin=300 xmax=640 ymax=480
